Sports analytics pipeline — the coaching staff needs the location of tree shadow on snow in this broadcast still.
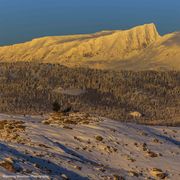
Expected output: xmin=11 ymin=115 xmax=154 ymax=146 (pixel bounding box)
xmin=125 ymin=123 xmax=180 ymax=147
xmin=42 ymin=136 xmax=99 ymax=166
xmin=0 ymin=142 xmax=89 ymax=180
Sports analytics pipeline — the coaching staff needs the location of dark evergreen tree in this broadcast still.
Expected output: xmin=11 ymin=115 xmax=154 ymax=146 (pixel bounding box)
xmin=52 ymin=101 xmax=60 ymax=112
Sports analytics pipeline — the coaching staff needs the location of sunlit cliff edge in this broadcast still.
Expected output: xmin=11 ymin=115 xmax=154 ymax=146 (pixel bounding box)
xmin=0 ymin=23 xmax=179 ymax=70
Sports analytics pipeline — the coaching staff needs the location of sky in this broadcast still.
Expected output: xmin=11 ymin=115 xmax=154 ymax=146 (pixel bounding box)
xmin=0 ymin=0 xmax=180 ymax=45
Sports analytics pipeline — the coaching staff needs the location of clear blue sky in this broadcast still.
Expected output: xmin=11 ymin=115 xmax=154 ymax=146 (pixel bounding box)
xmin=0 ymin=0 xmax=180 ymax=45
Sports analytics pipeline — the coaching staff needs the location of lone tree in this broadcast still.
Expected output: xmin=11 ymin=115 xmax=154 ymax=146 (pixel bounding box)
xmin=52 ymin=101 xmax=60 ymax=112
xmin=62 ymin=106 xmax=72 ymax=114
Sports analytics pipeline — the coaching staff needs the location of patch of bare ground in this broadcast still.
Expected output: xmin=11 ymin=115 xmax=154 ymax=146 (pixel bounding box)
xmin=0 ymin=157 xmax=22 ymax=173
xmin=42 ymin=112 xmax=101 ymax=128
xmin=0 ymin=120 xmax=27 ymax=144
xmin=150 ymin=168 xmax=168 ymax=179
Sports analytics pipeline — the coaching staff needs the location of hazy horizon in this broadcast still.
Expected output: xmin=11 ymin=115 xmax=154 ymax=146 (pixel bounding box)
xmin=0 ymin=0 xmax=180 ymax=45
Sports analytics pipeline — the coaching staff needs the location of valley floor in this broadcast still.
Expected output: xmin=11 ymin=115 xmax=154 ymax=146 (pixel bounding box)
xmin=0 ymin=113 xmax=179 ymax=179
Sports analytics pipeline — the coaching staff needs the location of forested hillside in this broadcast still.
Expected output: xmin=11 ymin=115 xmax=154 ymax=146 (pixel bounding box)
xmin=0 ymin=62 xmax=179 ymax=125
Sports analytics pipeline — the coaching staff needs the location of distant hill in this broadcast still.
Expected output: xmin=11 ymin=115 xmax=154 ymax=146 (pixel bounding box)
xmin=0 ymin=23 xmax=179 ymax=70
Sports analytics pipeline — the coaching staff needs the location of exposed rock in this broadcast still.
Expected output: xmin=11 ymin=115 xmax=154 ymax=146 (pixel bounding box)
xmin=0 ymin=158 xmax=16 ymax=173
xmin=130 ymin=111 xmax=142 ymax=118
xmin=95 ymin=167 xmax=106 ymax=172
xmin=73 ymin=165 xmax=82 ymax=171
xmin=153 ymin=138 xmax=160 ymax=143
xmin=61 ymin=174 xmax=69 ymax=180
xmin=95 ymin=136 xmax=104 ymax=141
xmin=146 ymin=151 xmax=158 ymax=158
xmin=141 ymin=132 xmax=148 ymax=136
xmin=42 ymin=112 xmax=101 ymax=127
xmin=0 ymin=120 xmax=27 ymax=143
xmin=127 ymin=156 xmax=136 ymax=162
xmin=150 ymin=168 xmax=167 ymax=179
xmin=129 ymin=171 xmax=139 ymax=177
xmin=113 ymin=174 xmax=125 ymax=180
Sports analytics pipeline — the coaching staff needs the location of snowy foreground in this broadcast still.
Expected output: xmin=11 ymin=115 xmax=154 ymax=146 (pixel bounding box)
xmin=0 ymin=113 xmax=179 ymax=180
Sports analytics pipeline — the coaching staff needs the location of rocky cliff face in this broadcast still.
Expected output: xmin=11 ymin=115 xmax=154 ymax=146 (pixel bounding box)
xmin=0 ymin=23 xmax=179 ymax=70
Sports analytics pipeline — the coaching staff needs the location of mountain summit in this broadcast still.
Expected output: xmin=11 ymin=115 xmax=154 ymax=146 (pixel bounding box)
xmin=0 ymin=23 xmax=179 ymax=70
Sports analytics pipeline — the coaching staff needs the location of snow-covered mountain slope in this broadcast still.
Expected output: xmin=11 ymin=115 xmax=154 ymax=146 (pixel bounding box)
xmin=0 ymin=24 xmax=159 ymax=63
xmin=0 ymin=23 xmax=179 ymax=70
xmin=0 ymin=113 xmax=179 ymax=179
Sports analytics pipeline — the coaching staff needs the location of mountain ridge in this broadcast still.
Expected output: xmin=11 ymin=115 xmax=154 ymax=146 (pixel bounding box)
xmin=0 ymin=23 xmax=179 ymax=70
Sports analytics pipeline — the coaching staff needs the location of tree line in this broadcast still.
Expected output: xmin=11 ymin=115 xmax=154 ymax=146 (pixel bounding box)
xmin=0 ymin=62 xmax=179 ymax=125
